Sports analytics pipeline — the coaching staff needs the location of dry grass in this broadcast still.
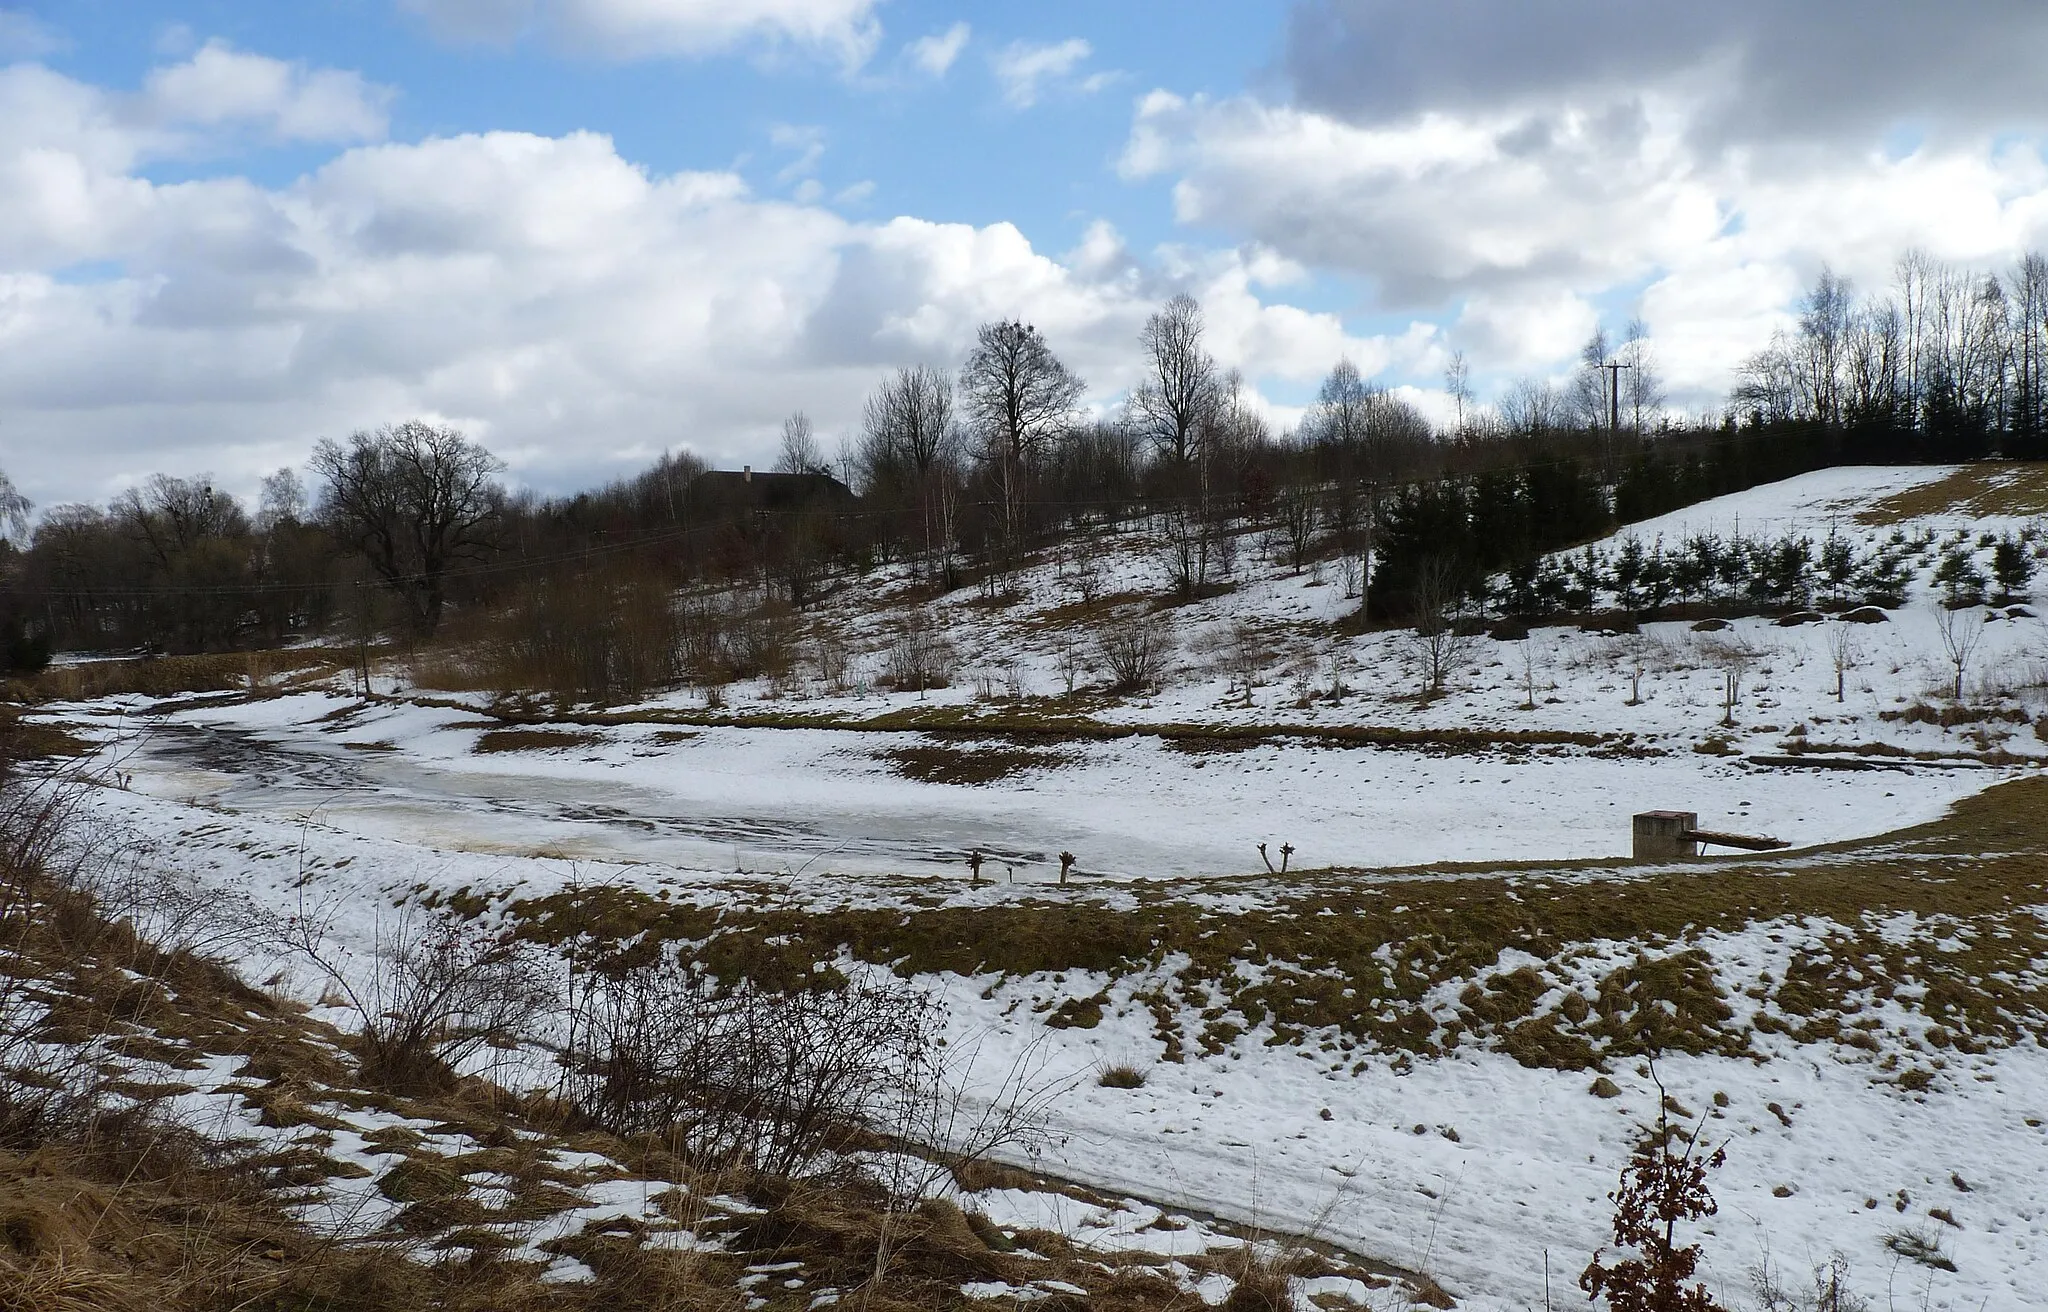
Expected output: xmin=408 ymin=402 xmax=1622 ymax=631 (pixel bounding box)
xmin=510 ymin=776 xmax=2048 ymax=1076
xmin=0 ymin=709 xmax=86 ymax=759
xmin=881 ymin=743 xmax=1074 ymax=786
xmin=473 ymin=729 xmax=605 ymax=755
xmin=1856 ymin=461 xmax=2048 ymax=523
xmin=1 ymin=790 xmax=1419 ymax=1312
xmin=1096 ymin=1063 xmax=1148 ymax=1089
xmin=4 ymin=650 xmax=348 ymax=704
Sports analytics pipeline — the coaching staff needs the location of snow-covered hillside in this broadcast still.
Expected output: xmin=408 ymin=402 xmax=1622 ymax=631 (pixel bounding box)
xmin=31 ymin=463 xmax=2048 ymax=1312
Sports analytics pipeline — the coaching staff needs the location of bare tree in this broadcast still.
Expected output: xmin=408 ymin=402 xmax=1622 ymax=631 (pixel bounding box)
xmin=1935 ymin=604 xmax=1984 ymax=702
xmin=255 ymin=467 xmax=307 ymax=531
xmin=1824 ymin=623 xmax=1860 ymax=703
xmin=2009 ymin=252 xmax=2048 ymax=451
xmin=1896 ymin=246 xmax=1936 ymax=417
xmin=1276 ymin=482 xmax=1319 ymax=574
xmin=1569 ymin=326 xmax=1615 ymax=429
xmin=1126 ymin=294 xmax=1219 ymax=473
xmin=960 ymin=322 xmax=1084 ymax=571
xmin=1795 ymin=266 xmax=1853 ymax=425
xmin=312 ymin=421 xmax=504 ymax=639
xmin=776 ymin=410 xmax=824 ymax=474
xmin=1500 ymin=376 xmax=1568 ymax=434
xmin=1307 ymin=358 xmax=1375 ymax=453
xmin=1443 ymin=349 xmax=1472 ymax=432
xmin=861 ymin=365 xmax=960 ymax=581
xmin=0 ymin=466 xmax=29 ymax=545
xmin=1620 ymin=317 xmax=1666 ymax=432
xmin=1403 ymin=556 xmax=1470 ymax=696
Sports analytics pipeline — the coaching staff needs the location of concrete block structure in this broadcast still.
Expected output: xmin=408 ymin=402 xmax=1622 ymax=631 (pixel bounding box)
xmin=1633 ymin=811 xmax=1699 ymax=859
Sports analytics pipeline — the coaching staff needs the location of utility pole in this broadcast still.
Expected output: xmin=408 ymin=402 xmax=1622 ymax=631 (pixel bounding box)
xmin=1598 ymin=360 xmax=1635 ymax=480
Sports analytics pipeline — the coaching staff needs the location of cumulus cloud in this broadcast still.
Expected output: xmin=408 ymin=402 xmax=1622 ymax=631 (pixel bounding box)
xmin=0 ymin=53 xmax=1402 ymax=505
xmin=398 ymin=0 xmax=881 ymax=66
xmin=1117 ymin=2 xmax=2048 ymax=404
xmin=905 ymin=21 xmax=968 ymax=77
xmin=143 ymin=40 xmax=393 ymax=143
xmin=990 ymin=37 xmax=1109 ymax=109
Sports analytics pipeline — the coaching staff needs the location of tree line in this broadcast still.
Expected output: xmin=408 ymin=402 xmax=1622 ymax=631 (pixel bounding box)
xmin=4 ymin=245 xmax=2046 ymax=676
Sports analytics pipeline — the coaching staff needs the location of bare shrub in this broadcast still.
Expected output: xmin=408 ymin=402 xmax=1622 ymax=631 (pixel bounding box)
xmin=1701 ymin=635 xmax=1758 ymax=726
xmin=1158 ymin=500 xmax=1220 ymax=599
xmin=1223 ymin=621 xmax=1268 ymax=705
xmin=809 ymin=634 xmax=852 ymax=692
xmin=0 ymin=742 xmax=116 ymax=1147
xmin=882 ymin=608 xmax=954 ymax=696
xmin=671 ymin=592 xmax=794 ymax=686
xmin=284 ymin=905 xmax=552 ymax=1095
xmin=1096 ymin=614 xmax=1174 ymax=693
xmin=0 ymin=731 xmax=243 ymax=1150
xmin=1751 ymin=1252 xmax=1870 ymax=1312
xmin=564 ymin=958 xmax=941 ymax=1179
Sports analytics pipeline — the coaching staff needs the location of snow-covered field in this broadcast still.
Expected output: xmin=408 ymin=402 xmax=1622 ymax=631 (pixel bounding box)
xmin=35 ymin=465 xmax=2048 ymax=1310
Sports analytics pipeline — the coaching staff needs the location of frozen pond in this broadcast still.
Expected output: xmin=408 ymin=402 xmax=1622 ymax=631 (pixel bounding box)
xmin=97 ymin=693 xmax=2010 ymax=881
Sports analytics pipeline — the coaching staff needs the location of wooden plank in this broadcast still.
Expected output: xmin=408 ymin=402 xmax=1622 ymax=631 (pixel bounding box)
xmin=1683 ymin=828 xmax=1789 ymax=852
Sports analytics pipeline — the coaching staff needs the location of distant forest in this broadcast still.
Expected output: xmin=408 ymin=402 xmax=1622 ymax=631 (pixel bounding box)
xmin=3 ymin=246 xmax=2045 ymax=680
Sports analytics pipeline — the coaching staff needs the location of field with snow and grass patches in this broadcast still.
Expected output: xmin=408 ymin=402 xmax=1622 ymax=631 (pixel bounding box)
xmin=21 ymin=463 xmax=2048 ymax=1311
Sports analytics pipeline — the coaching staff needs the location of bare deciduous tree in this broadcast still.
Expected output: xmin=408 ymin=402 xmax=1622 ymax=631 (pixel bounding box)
xmin=1443 ymin=349 xmax=1472 ymax=431
xmin=1126 ymin=294 xmax=1219 ymax=473
xmin=1403 ymin=556 xmax=1470 ymax=697
xmin=860 ymin=365 xmax=960 ymax=582
xmin=1704 ymin=636 xmax=1757 ymax=727
xmin=960 ymin=321 xmax=1084 ymax=574
xmin=312 ymin=421 xmax=504 ymax=639
xmin=1276 ymin=482 xmax=1319 ymax=574
xmin=0 ymin=466 xmax=30 ymax=545
xmin=776 ymin=410 xmax=824 ymax=474
xmin=1935 ymin=604 xmax=1984 ymax=702
xmin=1825 ymin=622 xmax=1861 ymax=703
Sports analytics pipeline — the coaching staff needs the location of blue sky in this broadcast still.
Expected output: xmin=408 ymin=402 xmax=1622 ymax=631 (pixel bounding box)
xmin=4 ymin=0 xmax=2047 ymax=507
xmin=41 ymin=1 xmax=1280 ymax=257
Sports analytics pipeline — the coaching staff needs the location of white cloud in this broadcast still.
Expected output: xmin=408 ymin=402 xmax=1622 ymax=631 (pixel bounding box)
xmin=0 ymin=57 xmax=1409 ymax=505
xmin=399 ymin=0 xmax=881 ymax=66
xmin=990 ymin=37 xmax=1097 ymax=109
xmin=1123 ymin=83 xmax=2048 ymax=403
xmin=905 ymin=22 xmax=968 ymax=77
xmin=143 ymin=40 xmax=393 ymax=143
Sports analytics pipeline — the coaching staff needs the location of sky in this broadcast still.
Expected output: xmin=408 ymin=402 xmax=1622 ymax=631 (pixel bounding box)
xmin=5 ymin=0 xmax=2048 ymax=509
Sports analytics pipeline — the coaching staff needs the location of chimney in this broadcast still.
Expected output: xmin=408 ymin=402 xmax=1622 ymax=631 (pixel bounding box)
xmin=742 ymin=465 xmax=752 ymax=483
